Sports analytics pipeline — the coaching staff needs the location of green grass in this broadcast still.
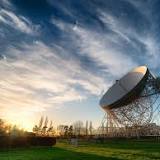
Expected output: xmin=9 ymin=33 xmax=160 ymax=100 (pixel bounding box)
xmin=0 ymin=140 xmax=160 ymax=160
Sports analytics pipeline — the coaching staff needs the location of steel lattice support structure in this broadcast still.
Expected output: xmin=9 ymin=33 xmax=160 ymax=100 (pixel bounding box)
xmin=99 ymin=71 xmax=160 ymax=137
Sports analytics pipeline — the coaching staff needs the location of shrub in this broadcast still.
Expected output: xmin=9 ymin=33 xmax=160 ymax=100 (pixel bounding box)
xmin=0 ymin=136 xmax=56 ymax=149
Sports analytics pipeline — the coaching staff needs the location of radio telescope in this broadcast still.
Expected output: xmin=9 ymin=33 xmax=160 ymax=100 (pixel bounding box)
xmin=99 ymin=66 xmax=160 ymax=136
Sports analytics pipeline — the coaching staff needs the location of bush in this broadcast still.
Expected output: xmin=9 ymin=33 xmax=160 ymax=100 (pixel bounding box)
xmin=0 ymin=136 xmax=56 ymax=149
xmin=28 ymin=136 xmax=56 ymax=146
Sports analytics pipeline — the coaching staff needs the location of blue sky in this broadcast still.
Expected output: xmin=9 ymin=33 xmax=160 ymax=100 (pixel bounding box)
xmin=0 ymin=0 xmax=160 ymax=130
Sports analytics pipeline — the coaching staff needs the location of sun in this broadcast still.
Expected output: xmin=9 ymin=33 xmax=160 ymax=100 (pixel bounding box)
xmin=4 ymin=114 xmax=35 ymax=132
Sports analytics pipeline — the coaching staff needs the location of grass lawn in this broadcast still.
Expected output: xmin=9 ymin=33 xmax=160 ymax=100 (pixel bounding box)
xmin=0 ymin=140 xmax=160 ymax=160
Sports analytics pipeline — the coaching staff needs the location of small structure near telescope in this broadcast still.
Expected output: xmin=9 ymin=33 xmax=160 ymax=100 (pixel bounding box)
xmin=99 ymin=66 xmax=160 ymax=137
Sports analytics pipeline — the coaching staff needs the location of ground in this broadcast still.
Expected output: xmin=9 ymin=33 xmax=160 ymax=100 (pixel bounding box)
xmin=0 ymin=140 xmax=160 ymax=160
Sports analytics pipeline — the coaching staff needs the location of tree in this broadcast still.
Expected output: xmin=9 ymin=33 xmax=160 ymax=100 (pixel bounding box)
xmin=0 ymin=119 xmax=5 ymax=135
xmin=85 ymin=120 xmax=88 ymax=136
xmin=68 ymin=125 xmax=73 ymax=137
xmin=64 ymin=125 xmax=69 ymax=137
xmin=0 ymin=119 xmax=13 ymax=135
xmin=33 ymin=125 xmax=39 ymax=135
xmin=47 ymin=120 xmax=53 ymax=134
xmin=33 ymin=116 xmax=55 ymax=136
xmin=38 ymin=116 xmax=44 ymax=134
xmin=57 ymin=125 xmax=65 ymax=136
xmin=42 ymin=116 xmax=48 ymax=135
xmin=89 ymin=121 xmax=93 ymax=135
xmin=73 ymin=121 xmax=83 ymax=136
xmin=10 ymin=125 xmax=25 ymax=137
xmin=47 ymin=120 xmax=55 ymax=136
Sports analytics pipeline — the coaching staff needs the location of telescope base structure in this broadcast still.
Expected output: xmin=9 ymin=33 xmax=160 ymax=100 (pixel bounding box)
xmin=99 ymin=72 xmax=160 ymax=137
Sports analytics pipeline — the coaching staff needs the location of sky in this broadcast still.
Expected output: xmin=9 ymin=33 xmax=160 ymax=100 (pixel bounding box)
xmin=0 ymin=0 xmax=160 ymax=131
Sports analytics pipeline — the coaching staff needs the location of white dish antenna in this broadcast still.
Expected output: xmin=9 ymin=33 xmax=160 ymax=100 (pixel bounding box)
xmin=100 ymin=66 xmax=160 ymax=128
xmin=100 ymin=66 xmax=148 ymax=109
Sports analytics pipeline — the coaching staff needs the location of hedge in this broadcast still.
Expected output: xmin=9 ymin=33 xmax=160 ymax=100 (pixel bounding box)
xmin=0 ymin=136 xmax=56 ymax=148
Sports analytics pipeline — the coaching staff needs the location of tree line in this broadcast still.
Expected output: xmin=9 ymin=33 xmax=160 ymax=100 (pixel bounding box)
xmin=33 ymin=116 xmax=55 ymax=136
xmin=0 ymin=119 xmax=27 ymax=136
xmin=32 ymin=117 xmax=94 ymax=137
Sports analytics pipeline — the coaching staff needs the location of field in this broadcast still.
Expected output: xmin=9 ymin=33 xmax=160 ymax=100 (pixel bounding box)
xmin=0 ymin=140 xmax=160 ymax=160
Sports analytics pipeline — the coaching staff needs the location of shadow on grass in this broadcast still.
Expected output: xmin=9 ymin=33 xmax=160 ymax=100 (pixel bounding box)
xmin=86 ymin=140 xmax=160 ymax=152
xmin=1 ymin=141 xmax=160 ymax=160
xmin=0 ymin=146 xmax=122 ymax=160
xmin=53 ymin=147 xmax=122 ymax=160
xmin=79 ymin=141 xmax=160 ymax=159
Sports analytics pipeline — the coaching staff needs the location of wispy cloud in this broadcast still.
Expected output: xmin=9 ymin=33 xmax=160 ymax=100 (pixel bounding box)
xmin=99 ymin=11 xmax=160 ymax=69
xmin=1 ymin=0 xmax=160 ymax=129
xmin=0 ymin=9 xmax=39 ymax=35
xmin=51 ymin=5 xmax=160 ymax=87
xmin=51 ymin=17 xmax=137 ymax=78
xmin=1 ymin=0 xmax=13 ymax=9
xmin=0 ymin=40 xmax=107 ymax=125
xmin=73 ymin=26 xmax=137 ymax=77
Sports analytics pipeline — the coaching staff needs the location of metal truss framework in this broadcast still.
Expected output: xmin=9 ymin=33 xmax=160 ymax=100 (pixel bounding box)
xmin=98 ymin=72 xmax=160 ymax=137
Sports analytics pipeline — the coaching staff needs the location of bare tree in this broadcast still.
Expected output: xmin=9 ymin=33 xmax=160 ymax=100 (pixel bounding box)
xmin=33 ymin=125 xmax=39 ymax=135
xmin=0 ymin=119 xmax=11 ymax=135
xmin=57 ymin=125 xmax=65 ymax=136
xmin=89 ymin=121 xmax=93 ymax=135
xmin=68 ymin=125 xmax=73 ymax=137
xmin=47 ymin=120 xmax=53 ymax=133
xmin=47 ymin=120 xmax=55 ymax=136
xmin=73 ymin=121 xmax=83 ymax=136
xmin=64 ymin=125 xmax=69 ymax=137
xmin=49 ymin=120 xmax=53 ymax=129
xmin=38 ymin=116 xmax=44 ymax=134
xmin=42 ymin=116 xmax=48 ymax=135
xmin=0 ymin=119 xmax=5 ymax=135
xmin=33 ymin=116 xmax=55 ymax=136
xmin=85 ymin=120 xmax=88 ymax=136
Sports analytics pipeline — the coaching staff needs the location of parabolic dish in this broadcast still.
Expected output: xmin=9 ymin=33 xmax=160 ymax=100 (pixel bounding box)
xmin=100 ymin=66 xmax=149 ymax=109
